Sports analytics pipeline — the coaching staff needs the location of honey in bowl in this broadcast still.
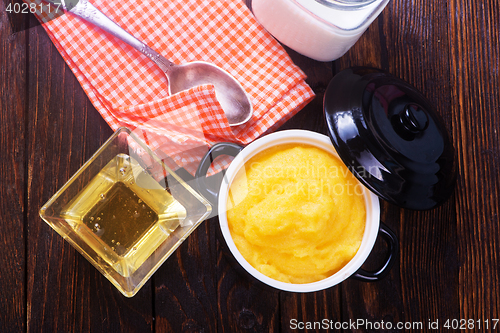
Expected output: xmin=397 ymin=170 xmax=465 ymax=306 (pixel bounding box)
xmin=61 ymin=153 xmax=186 ymax=277
xmin=226 ymin=144 xmax=366 ymax=284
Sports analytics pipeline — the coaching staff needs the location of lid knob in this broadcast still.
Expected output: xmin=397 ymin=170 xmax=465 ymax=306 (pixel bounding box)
xmin=392 ymin=103 xmax=429 ymax=140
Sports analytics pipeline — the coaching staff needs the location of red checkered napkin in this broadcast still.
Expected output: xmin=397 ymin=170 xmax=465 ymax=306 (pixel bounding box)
xmin=33 ymin=0 xmax=315 ymax=174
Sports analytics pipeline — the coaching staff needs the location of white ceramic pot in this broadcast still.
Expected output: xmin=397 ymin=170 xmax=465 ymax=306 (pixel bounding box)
xmin=196 ymin=130 xmax=397 ymax=292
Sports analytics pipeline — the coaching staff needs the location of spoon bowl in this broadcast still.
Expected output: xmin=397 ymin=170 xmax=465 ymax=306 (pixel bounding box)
xmin=168 ymin=62 xmax=253 ymax=125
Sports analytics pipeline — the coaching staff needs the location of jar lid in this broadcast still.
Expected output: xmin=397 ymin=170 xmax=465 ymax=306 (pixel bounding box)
xmin=323 ymin=67 xmax=456 ymax=210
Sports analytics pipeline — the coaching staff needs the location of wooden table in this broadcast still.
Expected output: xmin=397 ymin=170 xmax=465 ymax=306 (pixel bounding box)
xmin=1 ymin=0 xmax=499 ymax=331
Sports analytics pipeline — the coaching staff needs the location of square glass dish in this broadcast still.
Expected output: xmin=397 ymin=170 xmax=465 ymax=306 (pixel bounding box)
xmin=40 ymin=127 xmax=212 ymax=297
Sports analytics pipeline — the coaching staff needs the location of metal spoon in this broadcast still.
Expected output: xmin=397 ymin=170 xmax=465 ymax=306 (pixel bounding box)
xmin=44 ymin=0 xmax=253 ymax=126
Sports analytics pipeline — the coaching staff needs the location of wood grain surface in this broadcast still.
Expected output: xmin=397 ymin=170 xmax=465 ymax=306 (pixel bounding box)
xmin=1 ymin=2 xmax=26 ymax=332
xmin=1 ymin=0 xmax=499 ymax=332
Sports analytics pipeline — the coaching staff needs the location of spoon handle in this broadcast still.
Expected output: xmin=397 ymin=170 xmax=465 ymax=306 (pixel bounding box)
xmin=43 ymin=0 xmax=175 ymax=71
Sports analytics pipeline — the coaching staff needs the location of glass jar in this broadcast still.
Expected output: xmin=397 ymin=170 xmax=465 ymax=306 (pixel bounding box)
xmin=251 ymin=0 xmax=390 ymax=62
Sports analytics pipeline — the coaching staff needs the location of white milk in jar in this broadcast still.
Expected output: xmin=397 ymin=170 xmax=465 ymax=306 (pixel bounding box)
xmin=251 ymin=0 xmax=390 ymax=62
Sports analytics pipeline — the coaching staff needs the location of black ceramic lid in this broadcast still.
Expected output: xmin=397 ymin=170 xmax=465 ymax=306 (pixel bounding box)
xmin=324 ymin=67 xmax=456 ymax=210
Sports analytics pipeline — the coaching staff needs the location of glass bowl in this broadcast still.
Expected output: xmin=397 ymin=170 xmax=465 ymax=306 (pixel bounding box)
xmin=40 ymin=127 xmax=212 ymax=297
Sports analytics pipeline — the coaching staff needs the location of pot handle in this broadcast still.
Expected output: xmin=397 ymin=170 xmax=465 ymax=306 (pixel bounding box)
xmin=195 ymin=142 xmax=243 ymax=208
xmin=351 ymin=222 xmax=398 ymax=282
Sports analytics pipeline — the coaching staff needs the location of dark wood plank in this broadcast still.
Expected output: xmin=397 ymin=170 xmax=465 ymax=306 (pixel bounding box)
xmin=154 ymin=217 xmax=218 ymax=333
xmin=280 ymin=46 xmax=334 ymax=135
xmin=335 ymin=0 xmax=463 ymax=329
xmin=216 ymin=219 xmax=281 ymax=333
xmin=25 ymin=17 xmax=152 ymax=331
xmin=335 ymin=0 xmax=499 ymax=330
xmin=448 ymin=0 xmax=500 ymax=325
xmin=0 ymin=0 xmax=27 ymax=331
xmin=280 ymin=290 xmax=342 ymax=333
